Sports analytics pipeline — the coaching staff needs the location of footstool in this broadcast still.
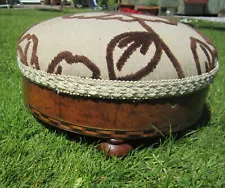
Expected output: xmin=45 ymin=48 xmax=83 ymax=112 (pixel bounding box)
xmin=17 ymin=12 xmax=219 ymax=157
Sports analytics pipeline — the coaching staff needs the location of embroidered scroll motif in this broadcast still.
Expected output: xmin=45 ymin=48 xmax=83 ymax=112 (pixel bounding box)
xmin=62 ymin=12 xmax=178 ymax=26
xmin=17 ymin=34 xmax=40 ymax=70
xmin=63 ymin=13 xmax=185 ymax=80
xmin=18 ymin=13 xmax=217 ymax=82
xmin=18 ymin=35 xmax=101 ymax=79
xmin=190 ymin=37 xmax=217 ymax=75
xmin=106 ymin=31 xmax=162 ymax=80
xmin=47 ymin=51 xmax=101 ymax=79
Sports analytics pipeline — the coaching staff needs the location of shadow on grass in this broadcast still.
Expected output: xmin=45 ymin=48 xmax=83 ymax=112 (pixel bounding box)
xmin=36 ymin=118 xmax=101 ymax=145
xmin=35 ymin=103 xmax=211 ymax=155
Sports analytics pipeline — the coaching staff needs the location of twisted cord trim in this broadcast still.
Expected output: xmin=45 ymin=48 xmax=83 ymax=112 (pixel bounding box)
xmin=18 ymin=58 xmax=219 ymax=100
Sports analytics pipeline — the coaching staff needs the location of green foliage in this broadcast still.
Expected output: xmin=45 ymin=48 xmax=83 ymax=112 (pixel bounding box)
xmin=98 ymin=0 xmax=117 ymax=7
xmin=123 ymin=0 xmax=159 ymax=6
xmin=0 ymin=9 xmax=225 ymax=187
xmin=148 ymin=0 xmax=159 ymax=6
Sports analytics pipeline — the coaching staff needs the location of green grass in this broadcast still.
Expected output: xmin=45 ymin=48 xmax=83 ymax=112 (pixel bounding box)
xmin=0 ymin=9 xmax=225 ymax=187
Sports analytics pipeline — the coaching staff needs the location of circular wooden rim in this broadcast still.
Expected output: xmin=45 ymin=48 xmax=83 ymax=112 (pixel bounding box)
xmin=23 ymin=77 xmax=208 ymax=139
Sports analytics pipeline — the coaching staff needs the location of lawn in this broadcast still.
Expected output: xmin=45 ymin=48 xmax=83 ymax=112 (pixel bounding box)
xmin=0 ymin=8 xmax=225 ymax=187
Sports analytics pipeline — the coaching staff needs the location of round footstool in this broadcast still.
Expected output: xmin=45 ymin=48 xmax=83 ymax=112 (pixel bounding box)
xmin=17 ymin=12 xmax=219 ymax=157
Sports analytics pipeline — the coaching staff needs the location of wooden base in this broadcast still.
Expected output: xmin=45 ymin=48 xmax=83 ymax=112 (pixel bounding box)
xmin=98 ymin=139 xmax=133 ymax=157
xmin=23 ymin=77 xmax=208 ymax=155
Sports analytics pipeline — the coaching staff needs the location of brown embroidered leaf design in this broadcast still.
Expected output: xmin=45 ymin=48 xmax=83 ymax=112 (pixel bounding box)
xmin=17 ymin=34 xmax=40 ymax=70
xmin=106 ymin=31 xmax=163 ymax=81
xmin=62 ymin=13 xmax=183 ymax=80
xmin=47 ymin=51 xmax=101 ymax=79
xmin=62 ymin=13 xmax=178 ymax=25
xmin=190 ymin=37 xmax=218 ymax=74
xmin=62 ymin=13 xmax=138 ymax=22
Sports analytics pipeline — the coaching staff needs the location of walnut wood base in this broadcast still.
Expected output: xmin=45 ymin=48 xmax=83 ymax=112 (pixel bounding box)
xmin=23 ymin=77 xmax=208 ymax=156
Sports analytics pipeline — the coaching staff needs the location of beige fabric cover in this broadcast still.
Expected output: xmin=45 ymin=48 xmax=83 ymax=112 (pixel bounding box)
xmin=17 ymin=12 xmax=219 ymax=99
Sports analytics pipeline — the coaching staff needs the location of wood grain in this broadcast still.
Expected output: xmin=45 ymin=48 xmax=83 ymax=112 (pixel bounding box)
xmin=23 ymin=77 xmax=208 ymax=139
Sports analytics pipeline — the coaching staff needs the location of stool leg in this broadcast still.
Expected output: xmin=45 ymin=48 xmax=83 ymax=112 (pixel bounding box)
xmin=98 ymin=139 xmax=133 ymax=157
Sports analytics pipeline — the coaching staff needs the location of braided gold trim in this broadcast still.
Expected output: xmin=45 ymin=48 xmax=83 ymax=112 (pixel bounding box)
xmin=17 ymin=58 xmax=219 ymax=100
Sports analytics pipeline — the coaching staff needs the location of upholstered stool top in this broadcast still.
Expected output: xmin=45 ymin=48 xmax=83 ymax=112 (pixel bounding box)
xmin=17 ymin=12 xmax=219 ymax=100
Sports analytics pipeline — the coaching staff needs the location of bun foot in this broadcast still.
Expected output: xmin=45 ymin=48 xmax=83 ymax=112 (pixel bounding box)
xmin=98 ymin=139 xmax=133 ymax=157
